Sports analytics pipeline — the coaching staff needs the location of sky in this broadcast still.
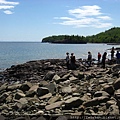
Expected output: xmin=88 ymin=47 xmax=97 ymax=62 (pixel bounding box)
xmin=0 ymin=0 xmax=120 ymax=42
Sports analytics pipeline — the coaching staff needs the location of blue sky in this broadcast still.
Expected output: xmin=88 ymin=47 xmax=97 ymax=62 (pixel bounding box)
xmin=0 ymin=0 xmax=120 ymax=42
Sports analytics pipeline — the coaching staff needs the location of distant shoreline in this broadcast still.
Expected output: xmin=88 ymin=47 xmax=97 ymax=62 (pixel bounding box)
xmin=107 ymin=43 xmax=120 ymax=45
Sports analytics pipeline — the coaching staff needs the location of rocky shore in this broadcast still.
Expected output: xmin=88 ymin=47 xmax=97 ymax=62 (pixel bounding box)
xmin=0 ymin=59 xmax=120 ymax=120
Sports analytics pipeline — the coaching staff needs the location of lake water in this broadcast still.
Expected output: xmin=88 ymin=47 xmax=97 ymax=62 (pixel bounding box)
xmin=0 ymin=42 xmax=119 ymax=70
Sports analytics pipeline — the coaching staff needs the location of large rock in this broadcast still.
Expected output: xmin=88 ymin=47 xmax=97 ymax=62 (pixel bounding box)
xmin=46 ymin=82 xmax=56 ymax=94
xmin=36 ymin=87 xmax=49 ymax=96
xmin=103 ymin=85 xmax=114 ymax=95
xmin=61 ymin=86 xmax=72 ymax=94
xmin=7 ymin=84 xmax=21 ymax=91
xmin=48 ymin=95 xmax=61 ymax=104
xmin=19 ymin=82 xmax=32 ymax=92
xmin=64 ymin=97 xmax=83 ymax=109
xmin=26 ymin=84 xmax=39 ymax=97
xmin=113 ymin=78 xmax=120 ymax=90
xmin=44 ymin=71 xmax=55 ymax=80
xmin=83 ymin=96 xmax=109 ymax=107
xmin=39 ymin=93 xmax=52 ymax=100
xmin=94 ymin=91 xmax=110 ymax=97
xmin=14 ymin=92 xmax=25 ymax=100
xmin=52 ymin=74 xmax=61 ymax=83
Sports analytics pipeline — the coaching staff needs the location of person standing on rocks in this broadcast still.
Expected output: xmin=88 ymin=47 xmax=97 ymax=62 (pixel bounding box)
xmin=66 ymin=52 xmax=70 ymax=69
xmin=70 ymin=53 xmax=76 ymax=70
xmin=111 ymin=47 xmax=115 ymax=60
xmin=102 ymin=52 xmax=107 ymax=68
xmin=116 ymin=51 xmax=120 ymax=64
xmin=98 ymin=52 xmax=101 ymax=63
xmin=87 ymin=51 xmax=92 ymax=66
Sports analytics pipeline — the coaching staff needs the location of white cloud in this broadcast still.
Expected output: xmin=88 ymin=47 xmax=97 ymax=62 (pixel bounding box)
xmin=0 ymin=0 xmax=19 ymax=5
xmin=4 ymin=10 xmax=13 ymax=14
xmin=97 ymin=16 xmax=112 ymax=20
xmin=0 ymin=5 xmax=14 ymax=9
xmin=69 ymin=5 xmax=102 ymax=18
xmin=0 ymin=0 xmax=19 ymax=14
xmin=54 ymin=5 xmax=112 ymax=28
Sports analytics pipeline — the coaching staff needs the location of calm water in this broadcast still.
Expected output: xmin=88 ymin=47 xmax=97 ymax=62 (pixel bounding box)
xmin=0 ymin=42 xmax=119 ymax=70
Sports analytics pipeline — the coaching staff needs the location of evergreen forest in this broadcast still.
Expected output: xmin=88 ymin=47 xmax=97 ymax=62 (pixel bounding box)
xmin=42 ymin=27 xmax=120 ymax=44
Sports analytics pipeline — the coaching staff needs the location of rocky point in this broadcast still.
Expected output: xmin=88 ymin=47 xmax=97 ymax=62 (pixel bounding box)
xmin=0 ymin=59 xmax=120 ymax=120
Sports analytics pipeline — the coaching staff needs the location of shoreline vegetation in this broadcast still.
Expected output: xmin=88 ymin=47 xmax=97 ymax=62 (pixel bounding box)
xmin=0 ymin=58 xmax=120 ymax=119
xmin=42 ymin=27 xmax=120 ymax=44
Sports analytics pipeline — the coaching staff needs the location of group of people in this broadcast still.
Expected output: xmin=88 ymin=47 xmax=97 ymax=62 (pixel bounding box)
xmin=110 ymin=47 xmax=120 ymax=64
xmin=66 ymin=47 xmax=120 ymax=69
xmin=66 ymin=52 xmax=76 ymax=70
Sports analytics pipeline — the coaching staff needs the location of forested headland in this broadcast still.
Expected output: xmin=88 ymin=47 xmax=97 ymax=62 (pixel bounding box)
xmin=42 ymin=27 xmax=120 ymax=44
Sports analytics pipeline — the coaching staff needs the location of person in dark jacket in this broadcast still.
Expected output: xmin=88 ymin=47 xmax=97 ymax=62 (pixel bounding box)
xmin=102 ymin=52 xmax=107 ymax=68
xmin=116 ymin=51 xmax=120 ymax=64
xmin=87 ymin=51 xmax=92 ymax=66
xmin=70 ymin=53 xmax=76 ymax=70
xmin=66 ymin=52 xmax=70 ymax=69
xmin=111 ymin=47 xmax=115 ymax=60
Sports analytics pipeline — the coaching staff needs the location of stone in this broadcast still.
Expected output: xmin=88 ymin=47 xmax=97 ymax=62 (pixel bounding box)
xmin=112 ymin=64 xmax=120 ymax=72
xmin=36 ymin=87 xmax=49 ymax=96
xmin=78 ymin=72 xmax=84 ymax=79
xmin=83 ymin=96 xmax=109 ymax=107
xmin=114 ymin=89 xmax=120 ymax=99
xmin=48 ymin=95 xmax=61 ymax=104
xmin=52 ymin=74 xmax=61 ymax=83
xmin=61 ymin=86 xmax=72 ymax=94
xmin=19 ymin=82 xmax=32 ymax=92
xmin=113 ymin=78 xmax=120 ymax=90
xmin=39 ymin=81 xmax=48 ymax=87
xmin=44 ymin=71 xmax=55 ymax=80
xmin=94 ymin=91 xmax=110 ymax=97
xmin=62 ymin=73 xmax=70 ymax=79
xmin=14 ymin=92 xmax=25 ymax=100
xmin=7 ymin=84 xmax=21 ymax=91
xmin=81 ymin=94 xmax=91 ymax=101
xmin=35 ymin=110 xmax=44 ymax=115
xmin=46 ymin=82 xmax=56 ymax=94
xmin=0 ymin=83 xmax=7 ymax=92
xmin=6 ymin=95 xmax=13 ymax=103
xmin=29 ymin=84 xmax=39 ymax=91
xmin=103 ymin=85 xmax=114 ymax=95
xmin=64 ymin=97 xmax=83 ymax=109
xmin=39 ymin=93 xmax=52 ymax=100
xmin=106 ymin=100 xmax=117 ymax=108
xmin=69 ymin=76 xmax=78 ymax=82
xmin=108 ymin=105 xmax=119 ymax=115
xmin=45 ymin=101 xmax=64 ymax=111
xmin=18 ymin=98 xmax=28 ymax=105
xmin=25 ymin=90 xmax=35 ymax=97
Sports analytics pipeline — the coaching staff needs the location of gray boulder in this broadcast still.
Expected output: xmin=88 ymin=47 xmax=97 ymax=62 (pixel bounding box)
xmin=36 ymin=87 xmax=49 ymax=96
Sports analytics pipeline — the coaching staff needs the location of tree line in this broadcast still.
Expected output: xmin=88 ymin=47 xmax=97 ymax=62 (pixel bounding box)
xmin=42 ymin=27 xmax=120 ymax=44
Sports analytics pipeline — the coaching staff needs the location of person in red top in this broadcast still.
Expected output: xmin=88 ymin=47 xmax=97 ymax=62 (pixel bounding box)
xmin=98 ymin=52 xmax=101 ymax=63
